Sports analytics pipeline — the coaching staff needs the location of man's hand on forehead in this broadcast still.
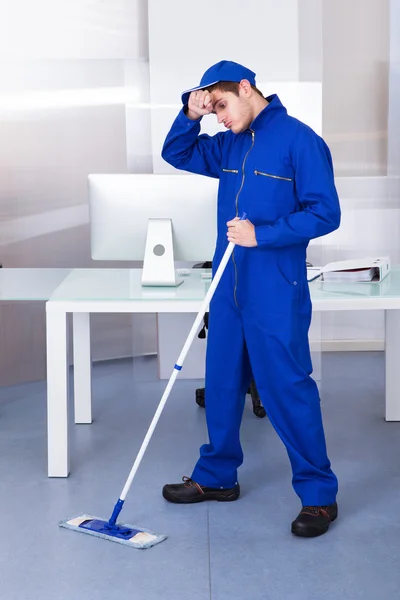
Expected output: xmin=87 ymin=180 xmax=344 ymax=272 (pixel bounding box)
xmin=186 ymin=89 xmax=214 ymax=120
xmin=203 ymin=89 xmax=215 ymax=108
xmin=192 ymin=89 xmax=213 ymax=111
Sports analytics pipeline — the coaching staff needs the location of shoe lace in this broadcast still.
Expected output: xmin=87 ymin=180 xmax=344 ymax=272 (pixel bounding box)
xmin=182 ymin=476 xmax=195 ymax=488
xmin=301 ymin=505 xmax=330 ymax=517
xmin=182 ymin=476 xmax=205 ymax=495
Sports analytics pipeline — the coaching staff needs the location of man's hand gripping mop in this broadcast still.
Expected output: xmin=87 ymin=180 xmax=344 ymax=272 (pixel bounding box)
xmin=60 ymin=214 xmax=247 ymax=549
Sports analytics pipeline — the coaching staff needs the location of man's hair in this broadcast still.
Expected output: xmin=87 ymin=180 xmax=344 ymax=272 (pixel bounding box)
xmin=206 ymin=80 xmax=264 ymax=98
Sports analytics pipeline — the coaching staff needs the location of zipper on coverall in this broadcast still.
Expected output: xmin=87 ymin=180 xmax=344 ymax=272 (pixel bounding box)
xmin=232 ymin=129 xmax=255 ymax=307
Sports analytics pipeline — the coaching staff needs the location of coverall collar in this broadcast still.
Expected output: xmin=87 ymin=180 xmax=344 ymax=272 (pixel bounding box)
xmin=249 ymin=94 xmax=287 ymax=131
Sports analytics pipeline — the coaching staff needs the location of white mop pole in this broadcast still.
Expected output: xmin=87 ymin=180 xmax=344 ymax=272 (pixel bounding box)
xmin=119 ymin=240 xmax=236 ymax=503
xmin=108 ymin=215 xmax=247 ymax=525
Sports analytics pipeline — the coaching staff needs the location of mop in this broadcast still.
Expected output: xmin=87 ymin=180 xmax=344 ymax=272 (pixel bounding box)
xmin=60 ymin=214 xmax=247 ymax=549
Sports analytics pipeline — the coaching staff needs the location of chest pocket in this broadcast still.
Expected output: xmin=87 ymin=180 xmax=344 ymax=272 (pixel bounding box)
xmin=254 ymin=169 xmax=292 ymax=182
xmin=222 ymin=168 xmax=239 ymax=174
xmin=252 ymin=165 xmax=295 ymax=217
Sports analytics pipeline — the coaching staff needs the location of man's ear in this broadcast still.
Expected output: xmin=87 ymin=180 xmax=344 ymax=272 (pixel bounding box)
xmin=238 ymin=79 xmax=252 ymax=96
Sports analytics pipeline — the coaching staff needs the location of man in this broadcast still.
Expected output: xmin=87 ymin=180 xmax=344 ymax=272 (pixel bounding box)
xmin=161 ymin=60 xmax=341 ymax=538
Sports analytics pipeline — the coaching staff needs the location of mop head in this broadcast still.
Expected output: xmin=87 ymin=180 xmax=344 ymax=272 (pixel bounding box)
xmin=59 ymin=514 xmax=167 ymax=549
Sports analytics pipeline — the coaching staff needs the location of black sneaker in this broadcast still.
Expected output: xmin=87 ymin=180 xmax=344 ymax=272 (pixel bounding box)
xmin=291 ymin=502 xmax=338 ymax=537
xmin=162 ymin=476 xmax=240 ymax=504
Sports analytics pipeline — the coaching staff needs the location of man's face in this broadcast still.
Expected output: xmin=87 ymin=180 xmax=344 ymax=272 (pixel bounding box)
xmin=210 ymin=88 xmax=253 ymax=134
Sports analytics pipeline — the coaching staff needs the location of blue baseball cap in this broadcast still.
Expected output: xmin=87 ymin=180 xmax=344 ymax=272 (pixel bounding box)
xmin=181 ymin=60 xmax=256 ymax=105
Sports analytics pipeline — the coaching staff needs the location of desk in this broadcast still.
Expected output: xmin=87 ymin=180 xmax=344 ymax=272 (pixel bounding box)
xmin=42 ymin=267 xmax=400 ymax=477
xmin=0 ymin=267 xmax=398 ymax=477
xmin=46 ymin=268 xmax=211 ymax=477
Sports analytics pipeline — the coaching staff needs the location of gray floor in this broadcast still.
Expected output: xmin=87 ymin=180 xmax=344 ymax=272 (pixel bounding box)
xmin=1 ymin=351 xmax=400 ymax=599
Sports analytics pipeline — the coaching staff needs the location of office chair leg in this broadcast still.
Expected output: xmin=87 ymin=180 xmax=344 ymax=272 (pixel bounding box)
xmin=248 ymin=380 xmax=267 ymax=418
xmin=195 ymin=382 xmax=266 ymax=418
xmin=195 ymin=387 xmax=205 ymax=408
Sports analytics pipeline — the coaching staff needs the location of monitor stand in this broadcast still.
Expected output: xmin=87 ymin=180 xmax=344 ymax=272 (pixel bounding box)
xmin=141 ymin=218 xmax=184 ymax=287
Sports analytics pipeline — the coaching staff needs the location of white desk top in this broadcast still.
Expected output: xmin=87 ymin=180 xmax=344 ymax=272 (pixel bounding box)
xmin=0 ymin=267 xmax=399 ymax=310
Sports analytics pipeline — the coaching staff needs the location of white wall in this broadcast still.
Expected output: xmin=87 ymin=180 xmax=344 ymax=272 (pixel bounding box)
xmin=0 ymin=0 xmax=145 ymax=59
xmin=0 ymin=1 xmax=156 ymax=385
xmin=0 ymin=0 xmax=397 ymax=386
xmin=322 ymin=0 xmax=389 ymax=176
xmin=310 ymin=0 xmax=393 ymax=350
xmin=148 ymin=0 xmax=300 ymax=173
xmin=388 ymin=0 xmax=400 ymax=176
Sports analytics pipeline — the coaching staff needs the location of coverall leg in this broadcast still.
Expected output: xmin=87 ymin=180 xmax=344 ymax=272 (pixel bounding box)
xmin=191 ymin=263 xmax=338 ymax=506
xmin=242 ymin=303 xmax=338 ymax=506
xmin=191 ymin=279 xmax=252 ymax=489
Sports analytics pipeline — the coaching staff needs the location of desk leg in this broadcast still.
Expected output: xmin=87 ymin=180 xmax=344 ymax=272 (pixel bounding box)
xmin=46 ymin=304 xmax=70 ymax=477
xmin=73 ymin=313 xmax=92 ymax=424
xmin=385 ymin=310 xmax=400 ymax=421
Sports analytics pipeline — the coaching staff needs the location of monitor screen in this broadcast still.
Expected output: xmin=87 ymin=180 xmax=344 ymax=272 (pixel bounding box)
xmin=89 ymin=174 xmax=219 ymax=263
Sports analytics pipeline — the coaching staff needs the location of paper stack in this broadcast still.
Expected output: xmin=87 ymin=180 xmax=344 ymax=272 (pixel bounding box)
xmin=321 ymin=257 xmax=390 ymax=283
xmin=322 ymin=267 xmax=376 ymax=282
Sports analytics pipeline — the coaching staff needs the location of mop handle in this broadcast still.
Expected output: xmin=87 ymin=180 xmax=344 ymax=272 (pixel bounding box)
xmin=118 ymin=213 xmax=247 ymax=502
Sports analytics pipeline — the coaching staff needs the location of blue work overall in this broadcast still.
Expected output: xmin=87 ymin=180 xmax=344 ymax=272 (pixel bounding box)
xmin=162 ymin=95 xmax=340 ymax=505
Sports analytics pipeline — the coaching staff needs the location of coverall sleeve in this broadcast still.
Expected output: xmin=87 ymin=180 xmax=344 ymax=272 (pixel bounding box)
xmin=255 ymin=124 xmax=341 ymax=248
xmin=161 ymin=108 xmax=225 ymax=178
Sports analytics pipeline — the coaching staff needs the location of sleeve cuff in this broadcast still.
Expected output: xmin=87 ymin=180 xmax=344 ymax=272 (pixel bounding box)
xmin=181 ymin=106 xmax=203 ymax=125
xmin=254 ymin=225 xmax=271 ymax=248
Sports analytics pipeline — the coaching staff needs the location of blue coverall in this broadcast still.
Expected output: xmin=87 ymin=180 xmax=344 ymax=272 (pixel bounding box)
xmin=162 ymin=94 xmax=341 ymax=506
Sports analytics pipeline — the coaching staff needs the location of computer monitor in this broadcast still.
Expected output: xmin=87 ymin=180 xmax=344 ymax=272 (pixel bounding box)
xmin=88 ymin=174 xmax=219 ymax=286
